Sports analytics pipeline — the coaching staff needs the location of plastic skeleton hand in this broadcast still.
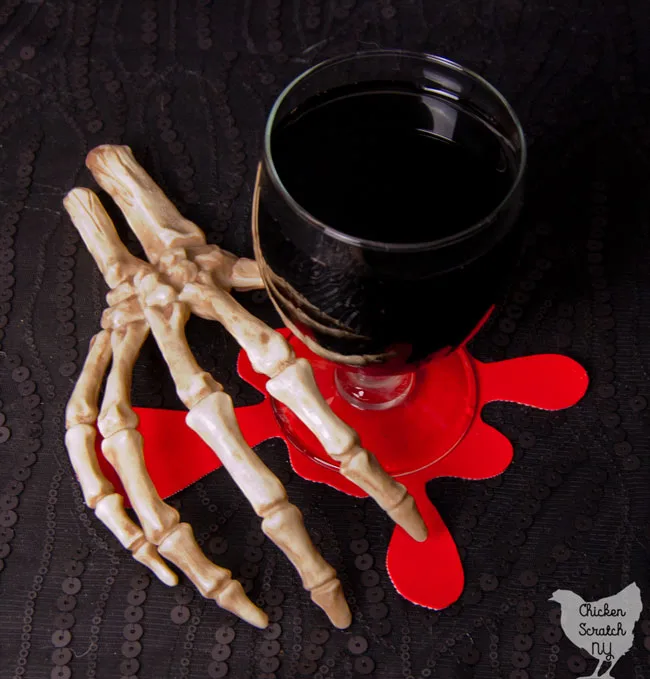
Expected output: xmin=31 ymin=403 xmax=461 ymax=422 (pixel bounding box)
xmin=63 ymin=145 xmax=427 ymax=629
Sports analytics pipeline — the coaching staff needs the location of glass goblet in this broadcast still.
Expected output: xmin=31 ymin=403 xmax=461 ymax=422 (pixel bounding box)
xmin=252 ymin=50 xmax=526 ymax=475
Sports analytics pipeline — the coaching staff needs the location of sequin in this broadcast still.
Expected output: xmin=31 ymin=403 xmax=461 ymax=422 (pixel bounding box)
xmin=265 ymin=589 xmax=284 ymax=606
xmin=543 ymin=625 xmax=562 ymax=644
xmin=354 ymin=656 xmax=375 ymax=674
xmin=461 ymin=646 xmax=480 ymax=664
xmin=260 ymin=640 xmax=280 ymax=657
xmin=121 ymin=641 xmax=141 ymax=658
xmin=62 ymin=578 xmax=81 ymax=595
xmin=12 ymin=366 xmax=29 ymax=382
xmin=174 ymin=586 xmax=194 ymax=604
xmin=51 ymin=630 xmax=71 ymax=648
xmin=130 ymin=574 xmax=150 ymax=590
xmin=519 ymin=571 xmax=538 ymax=587
xmin=64 ymin=560 xmax=84 ymax=577
xmin=354 ymin=554 xmax=373 ymax=570
xmin=171 ymin=605 xmax=190 ymax=624
xmin=360 ymin=570 xmax=379 ymax=587
xmin=516 ymin=617 xmax=534 ymax=634
xmin=54 ymin=613 xmax=75 ymax=630
xmin=368 ymin=603 xmax=388 ymax=619
xmin=259 ymin=657 xmax=280 ymax=672
xmin=124 ymin=606 xmax=144 ymax=623
xmin=266 ymin=606 xmax=283 ymax=622
xmin=67 ymin=545 xmax=87 ymax=563
xmin=347 ymin=636 xmax=368 ymax=655
xmin=127 ymin=590 xmax=146 ymax=606
xmin=0 ymin=496 xmax=15 ymax=511
xmin=480 ymin=574 xmax=498 ymax=591
xmin=365 ymin=586 xmax=385 ymax=603
xmin=211 ymin=644 xmax=231 ymax=661
xmin=304 ymin=643 xmax=323 ymax=661
xmin=123 ymin=623 xmax=143 ymax=641
xmin=567 ymin=655 xmax=587 ymax=673
xmin=13 ymin=467 xmax=29 ymax=481
xmin=215 ymin=626 xmax=235 ymax=644
xmin=350 ymin=538 xmax=369 ymax=554
xmin=120 ymin=658 xmax=140 ymax=675
xmin=309 ymin=628 xmax=329 ymax=644
xmin=372 ymin=620 xmax=391 ymax=636
xmin=208 ymin=661 xmax=228 ymax=678
xmin=52 ymin=648 xmax=72 ymax=666
xmin=298 ymin=659 xmax=317 ymax=674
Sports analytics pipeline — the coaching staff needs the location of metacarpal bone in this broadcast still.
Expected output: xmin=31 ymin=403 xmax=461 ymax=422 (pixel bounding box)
xmin=63 ymin=188 xmax=149 ymax=288
xmin=86 ymin=145 xmax=207 ymax=262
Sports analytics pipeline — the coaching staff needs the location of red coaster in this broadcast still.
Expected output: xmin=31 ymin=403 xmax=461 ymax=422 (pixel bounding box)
xmin=96 ymin=329 xmax=588 ymax=611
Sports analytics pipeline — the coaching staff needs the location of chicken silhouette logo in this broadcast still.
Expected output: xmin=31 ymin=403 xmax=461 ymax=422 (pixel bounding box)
xmin=549 ymin=582 xmax=642 ymax=678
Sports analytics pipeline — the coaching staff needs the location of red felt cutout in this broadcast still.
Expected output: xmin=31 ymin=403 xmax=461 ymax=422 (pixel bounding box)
xmin=96 ymin=407 xmax=224 ymax=502
xmin=386 ymin=484 xmax=464 ymax=609
xmin=95 ymin=327 xmax=588 ymax=611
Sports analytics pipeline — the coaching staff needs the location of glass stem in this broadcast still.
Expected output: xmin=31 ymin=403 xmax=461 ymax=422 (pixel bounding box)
xmin=334 ymin=366 xmax=415 ymax=410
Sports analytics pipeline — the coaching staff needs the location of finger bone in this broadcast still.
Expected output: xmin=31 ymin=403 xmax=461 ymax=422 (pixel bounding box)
xmin=101 ymin=429 xmax=180 ymax=544
xmin=65 ymin=424 xmax=115 ymax=507
xmin=65 ymin=330 xmax=112 ymax=428
xmin=98 ymin=322 xmax=149 ymax=439
xmin=266 ymin=358 xmax=428 ymax=542
xmin=186 ymin=391 xmax=351 ymax=628
xmin=95 ymin=492 xmax=178 ymax=586
xmin=158 ymin=523 xmax=268 ymax=628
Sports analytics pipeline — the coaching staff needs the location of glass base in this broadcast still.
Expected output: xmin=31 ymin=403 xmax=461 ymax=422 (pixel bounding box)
xmin=271 ymin=346 xmax=478 ymax=477
xmin=334 ymin=368 xmax=416 ymax=410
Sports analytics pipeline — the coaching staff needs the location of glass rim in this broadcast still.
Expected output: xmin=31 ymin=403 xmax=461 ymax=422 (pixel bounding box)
xmin=262 ymin=49 xmax=527 ymax=253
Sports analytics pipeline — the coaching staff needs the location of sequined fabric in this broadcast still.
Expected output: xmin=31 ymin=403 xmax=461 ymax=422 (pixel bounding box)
xmin=1 ymin=1 xmax=650 ymax=677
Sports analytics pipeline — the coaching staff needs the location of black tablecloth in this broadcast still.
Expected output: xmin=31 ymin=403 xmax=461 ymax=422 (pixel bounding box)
xmin=1 ymin=2 xmax=650 ymax=678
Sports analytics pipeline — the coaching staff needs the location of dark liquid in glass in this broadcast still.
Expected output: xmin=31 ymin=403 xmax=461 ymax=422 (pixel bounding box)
xmin=257 ymin=83 xmax=522 ymax=367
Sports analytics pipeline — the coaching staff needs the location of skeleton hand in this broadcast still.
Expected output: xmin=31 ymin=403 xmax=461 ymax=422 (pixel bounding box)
xmin=63 ymin=145 xmax=427 ymax=629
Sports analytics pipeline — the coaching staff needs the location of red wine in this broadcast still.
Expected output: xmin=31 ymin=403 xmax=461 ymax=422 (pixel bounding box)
xmin=271 ymin=86 xmax=513 ymax=244
xmin=256 ymin=83 xmax=523 ymax=366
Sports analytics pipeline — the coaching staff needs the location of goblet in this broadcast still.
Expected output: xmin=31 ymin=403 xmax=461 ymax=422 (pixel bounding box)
xmin=253 ymin=50 xmax=526 ymax=475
